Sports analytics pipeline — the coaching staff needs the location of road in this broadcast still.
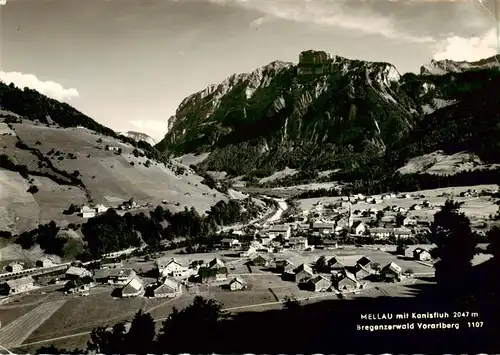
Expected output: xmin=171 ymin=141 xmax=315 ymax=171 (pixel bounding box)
xmin=267 ymin=199 xmax=288 ymax=223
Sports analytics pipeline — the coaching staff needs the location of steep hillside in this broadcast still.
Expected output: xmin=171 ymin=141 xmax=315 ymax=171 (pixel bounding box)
xmin=0 ymin=121 xmax=225 ymax=235
xmin=158 ymin=51 xmax=500 ymax=181
xmin=157 ymin=51 xmax=418 ymax=176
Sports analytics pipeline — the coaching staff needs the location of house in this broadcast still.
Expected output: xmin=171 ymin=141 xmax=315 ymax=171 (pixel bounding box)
xmin=394 ymin=227 xmax=412 ymax=239
xmin=413 ymin=248 xmax=432 ymax=261
xmin=156 ymin=258 xmax=188 ymax=278
xmin=283 ymin=263 xmax=296 ymax=278
xmin=151 ymin=277 xmax=182 ymax=298
xmin=259 ymin=236 xmax=272 ymax=246
xmin=306 ymin=275 xmax=332 ymax=292
xmin=369 ymin=228 xmax=393 ymax=238
xmin=101 ymin=262 xmax=124 ymax=269
xmin=95 ymin=204 xmax=108 ymax=213
xmin=232 ymin=230 xmax=244 ymax=236
xmin=352 ymin=264 xmax=371 ymax=280
xmin=294 ymin=263 xmax=314 ymax=283
xmin=228 ymin=276 xmax=247 ymax=291
xmin=107 ymin=268 xmax=136 ymax=286
xmin=312 ymin=222 xmax=335 ymax=234
xmin=410 ymin=204 xmax=422 ymax=211
xmin=248 ymin=253 xmax=271 ymax=267
xmin=356 ymin=256 xmax=373 ymax=268
xmin=65 ymin=277 xmax=94 ymax=294
xmin=380 ymin=262 xmax=402 ymax=282
xmin=288 ymin=237 xmax=308 ymax=250
xmin=198 ymin=258 xmax=228 ymax=283
xmin=120 ymin=276 xmax=144 ymax=298
xmin=268 ymin=225 xmax=291 ymax=239
xmin=336 ymin=270 xmax=359 ymax=291
xmin=275 ymin=258 xmax=294 ymax=273
xmin=65 ymin=266 xmax=92 ymax=280
xmin=0 ymin=276 xmax=34 ymax=295
xmin=323 ymin=240 xmax=338 ymax=249
xmin=422 ymin=200 xmax=431 ymax=207
xmin=6 ymin=262 xmax=23 ymax=273
xmin=351 ymin=221 xmax=366 ymax=235
xmin=327 ymin=256 xmax=345 ymax=271
xmin=81 ymin=205 xmax=96 ymax=218
xmin=381 ymin=216 xmax=395 ymax=224
xmin=396 ymin=245 xmax=414 ymax=258
xmin=36 ymin=258 xmax=54 ymax=268
xmin=221 ymin=238 xmax=240 ymax=249
xmin=403 ymin=217 xmax=417 ymax=226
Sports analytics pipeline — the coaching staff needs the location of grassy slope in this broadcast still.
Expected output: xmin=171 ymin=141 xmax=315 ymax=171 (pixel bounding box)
xmin=0 ymin=121 xmax=226 ymax=234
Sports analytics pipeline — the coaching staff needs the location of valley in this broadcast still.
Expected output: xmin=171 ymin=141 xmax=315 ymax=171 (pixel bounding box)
xmin=0 ymin=48 xmax=500 ymax=354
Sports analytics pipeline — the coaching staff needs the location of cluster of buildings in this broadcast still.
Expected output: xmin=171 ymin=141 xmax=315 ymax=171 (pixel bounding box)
xmin=80 ymin=204 xmax=109 ymax=218
xmin=277 ymin=255 xmax=407 ymax=293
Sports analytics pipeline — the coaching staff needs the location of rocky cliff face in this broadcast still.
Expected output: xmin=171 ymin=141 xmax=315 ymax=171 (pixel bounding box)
xmin=119 ymin=131 xmax=156 ymax=146
xmin=157 ymin=50 xmax=500 ymax=177
xmin=420 ymin=55 xmax=500 ymax=75
xmin=157 ymin=51 xmax=421 ymax=175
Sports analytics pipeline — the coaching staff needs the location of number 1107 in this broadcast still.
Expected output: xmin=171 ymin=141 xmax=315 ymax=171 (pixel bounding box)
xmin=468 ymin=321 xmax=483 ymax=328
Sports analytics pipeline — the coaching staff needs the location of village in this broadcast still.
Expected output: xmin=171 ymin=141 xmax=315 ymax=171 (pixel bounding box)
xmin=0 ymin=185 xmax=496 ymax=351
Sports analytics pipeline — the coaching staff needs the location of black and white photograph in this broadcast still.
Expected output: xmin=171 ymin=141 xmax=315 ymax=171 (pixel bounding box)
xmin=0 ymin=0 xmax=500 ymax=353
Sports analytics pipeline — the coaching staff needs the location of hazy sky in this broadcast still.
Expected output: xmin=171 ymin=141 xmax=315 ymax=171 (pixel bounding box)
xmin=0 ymin=0 xmax=498 ymax=141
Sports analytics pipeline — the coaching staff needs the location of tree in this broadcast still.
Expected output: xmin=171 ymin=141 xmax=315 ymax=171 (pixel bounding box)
xmin=314 ymin=256 xmax=328 ymax=273
xmin=487 ymin=226 xmax=500 ymax=263
xmin=87 ymin=322 xmax=127 ymax=354
xmin=371 ymin=262 xmax=381 ymax=273
xmin=430 ymin=200 xmax=476 ymax=295
xmin=156 ymin=296 xmax=228 ymax=352
xmin=282 ymin=295 xmax=302 ymax=310
xmin=122 ymin=310 xmax=156 ymax=354
xmin=395 ymin=212 xmax=405 ymax=227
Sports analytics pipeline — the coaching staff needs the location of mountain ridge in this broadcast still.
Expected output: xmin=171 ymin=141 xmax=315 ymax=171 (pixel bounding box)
xmin=157 ymin=50 xmax=500 ymax=182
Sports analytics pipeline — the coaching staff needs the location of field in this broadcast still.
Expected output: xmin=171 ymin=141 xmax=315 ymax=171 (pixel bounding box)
xmin=297 ymin=184 xmax=499 ymax=224
xmin=0 ymin=300 xmax=66 ymax=348
xmin=397 ymin=151 xmax=500 ymax=176
xmin=26 ymin=293 xmax=147 ymax=342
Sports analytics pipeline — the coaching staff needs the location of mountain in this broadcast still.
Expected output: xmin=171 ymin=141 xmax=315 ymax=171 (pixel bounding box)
xmin=119 ymin=131 xmax=156 ymax=146
xmin=0 ymin=81 xmax=225 ymax=235
xmin=157 ymin=50 xmax=418 ymax=176
xmin=420 ymin=55 xmax=500 ymax=75
xmin=157 ymin=50 xmax=500 ymax=180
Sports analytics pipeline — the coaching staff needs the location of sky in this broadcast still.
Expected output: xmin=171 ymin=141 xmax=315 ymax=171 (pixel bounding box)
xmin=0 ymin=0 xmax=498 ymax=142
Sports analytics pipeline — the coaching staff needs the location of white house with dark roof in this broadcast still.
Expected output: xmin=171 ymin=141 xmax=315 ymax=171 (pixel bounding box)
xmin=6 ymin=262 xmax=23 ymax=273
xmin=312 ymin=222 xmax=335 ymax=234
xmin=380 ymin=262 xmax=403 ymax=282
xmin=156 ymin=258 xmax=188 ymax=278
xmin=393 ymin=227 xmax=412 ymax=239
xmin=152 ymin=277 xmax=182 ymax=298
xmin=36 ymin=258 xmax=54 ymax=268
xmin=294 ymin=263 xmax=314 ymax=283
xmin=267 ymin=224 xmax=291 ymax=239
xmin=229 ymin=276 xmax=247 ymax=291
xmin=336 ymin=270 xmax=359 ymax=291
xmin=81 ymin=205 xmax=96 ymax=218
xmin=350 ymin=221 xmax=367 ymax=235
xmin=413 ymin=248 xmax=432 ymax=261
xmin=306 ymin=275 xmax=332 ymax=292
